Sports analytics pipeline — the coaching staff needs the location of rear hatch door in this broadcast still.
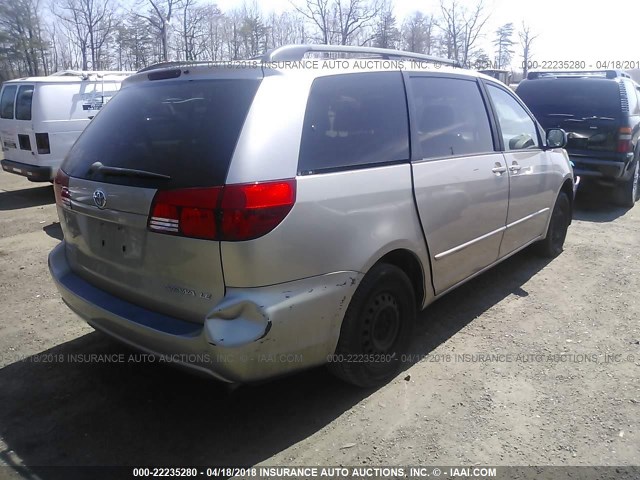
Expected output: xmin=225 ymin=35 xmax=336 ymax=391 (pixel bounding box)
xmin=58 ymin=69 xmax=262 ymax=323
xmin=517 ymin=78 xmax=622 ymax=159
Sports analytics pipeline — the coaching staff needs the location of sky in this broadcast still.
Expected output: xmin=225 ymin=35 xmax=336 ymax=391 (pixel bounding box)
xmin=213 ymin=0 xmax=640 ymax=69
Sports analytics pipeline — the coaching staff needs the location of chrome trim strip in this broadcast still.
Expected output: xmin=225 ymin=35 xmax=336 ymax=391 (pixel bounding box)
xmin=433 ymin=234 xmax=544 ymax=300
xmin=149 ymin=224 xmax=179 ymax=232
xmin=505 ymin=208 xmax=550 ymax=229
xmin=150 ymin=217 xmax=179 ymax=225
xmin=434 ymin=208 xmax=550 ymax=261
xmin=434 ymin=226 xmax=506 ymax=260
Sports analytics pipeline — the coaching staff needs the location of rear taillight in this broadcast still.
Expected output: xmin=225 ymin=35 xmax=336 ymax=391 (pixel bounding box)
xmin=220 ymin=181 xmax=296 ymax=241
xmin=35 ymin=133 xmax=50 ymax=154
xmin=617 ymin=127 xmax=633 ymax=153
xmin=148 ymin=179 xmax=296 ymax=241
xmin=149 ymin=187 xmax=222 ymax=240
xmin=53 ymin=169 xmax=71 ymax=208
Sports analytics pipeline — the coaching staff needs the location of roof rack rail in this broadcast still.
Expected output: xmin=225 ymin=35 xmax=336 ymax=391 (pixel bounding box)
xmin=261 ymin=44 xmax=461 ymax=68
xmin=527 ymin=70 xmax=630 ymax=80
xmin=137 ymin=61 xmax=217 ymax=73
xmin=50 ymin=70 xmax=134 ymax=78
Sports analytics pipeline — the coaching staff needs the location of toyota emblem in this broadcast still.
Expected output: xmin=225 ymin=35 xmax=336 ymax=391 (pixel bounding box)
xmin=93 ymin=189 xmax=107 ymax=209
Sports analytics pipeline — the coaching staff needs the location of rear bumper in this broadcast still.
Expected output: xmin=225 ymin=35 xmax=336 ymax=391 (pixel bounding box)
xmin=1 ymin=158 xmax=53 ymax=182
xmin=48 ymin=242 xmax=361 ymax=383
xmin=569 ymin=153 xmax=634 ymax=180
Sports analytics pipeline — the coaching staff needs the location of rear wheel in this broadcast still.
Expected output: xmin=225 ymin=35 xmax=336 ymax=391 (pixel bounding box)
xmin=328 ymin=263 xmax=416 ymax=387
xmin=535 ymin=192 xmax=571 ymax=258
xmin=613 ymin=160 xmax=639 ymax=208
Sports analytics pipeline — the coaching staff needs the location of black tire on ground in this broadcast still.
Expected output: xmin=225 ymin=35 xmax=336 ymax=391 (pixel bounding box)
xmin=328 ymin=263 xmax=416 ymax=388
xmin=534 ymin=192 xmax=571 ymax=258
xmin=613 ymin=160 xmax=639 ymax=208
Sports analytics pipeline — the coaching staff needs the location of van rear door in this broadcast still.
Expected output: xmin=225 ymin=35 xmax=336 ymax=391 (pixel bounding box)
xmin=0 ymin=84 xmax=18 ymax=152
xmin=0 ymin=83 xmax=37 ymax=167
xmin=58 ymin=69 xmax=262 ymax=323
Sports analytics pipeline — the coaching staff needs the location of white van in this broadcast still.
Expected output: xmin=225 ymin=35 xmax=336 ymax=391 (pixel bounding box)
xmin=0 ymin=70 xmax=133 ymax=181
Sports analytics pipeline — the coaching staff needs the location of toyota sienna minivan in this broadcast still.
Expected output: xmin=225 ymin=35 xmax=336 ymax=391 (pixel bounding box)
xmin=49 ymin=45 xmax=575 ymax=387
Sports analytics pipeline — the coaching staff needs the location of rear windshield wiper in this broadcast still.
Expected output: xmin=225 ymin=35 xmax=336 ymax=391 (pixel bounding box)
xmin=581 ymin=115 xmax=615 ymax=121
xmin=546 ymin=113 xmax=575 ymax=117
xmin=88 ymin=162 xmax=171 ymax=180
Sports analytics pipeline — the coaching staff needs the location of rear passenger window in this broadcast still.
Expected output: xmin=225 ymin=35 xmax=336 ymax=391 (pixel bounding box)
xmin=487 ymin=84 xmax=540 ymax=150
xmin=15 ymin=85 xmax=34 ymax=121
xmin=624 ymin=81 xmax=640 ymax=115
xmin=0 ymin=85 xmax=17 ymax=119
xmin=298 ymin=72 xmax=409 ymax=174
xmin=409 ymin=76 xmax=494 ymax=159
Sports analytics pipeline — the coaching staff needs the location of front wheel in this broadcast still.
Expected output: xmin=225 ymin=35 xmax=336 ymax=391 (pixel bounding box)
xmin=328 ymin=263 xmax=416 ymax=387
xmin=535 ymin=192 xmax=571 ymax=258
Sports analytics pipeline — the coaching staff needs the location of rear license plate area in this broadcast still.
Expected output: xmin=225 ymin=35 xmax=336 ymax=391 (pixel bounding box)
xmin=90 ymin=221 xmax=135 ymax=259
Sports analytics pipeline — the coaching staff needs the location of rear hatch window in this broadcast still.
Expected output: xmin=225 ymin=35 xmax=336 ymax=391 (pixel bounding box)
xmin=517 ymin=79 xmax=622 ymax=123
xmin=62 ymin=79 xmax=261 ymax=188
xmin=517 ymin=79 xmax=622 ymax=152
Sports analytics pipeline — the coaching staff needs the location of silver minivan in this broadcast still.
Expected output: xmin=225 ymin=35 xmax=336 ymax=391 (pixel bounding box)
xmin=49 ymin=45 xmax=575 ymax=387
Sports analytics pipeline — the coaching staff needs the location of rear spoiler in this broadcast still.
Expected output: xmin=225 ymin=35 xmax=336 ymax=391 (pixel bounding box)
xmin=527 ymin=70 xmax=630 ymax=80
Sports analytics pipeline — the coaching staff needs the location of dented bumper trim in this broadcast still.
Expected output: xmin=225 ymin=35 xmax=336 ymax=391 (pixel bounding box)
xmin=48 ymin=242 xmax=362 ymax=383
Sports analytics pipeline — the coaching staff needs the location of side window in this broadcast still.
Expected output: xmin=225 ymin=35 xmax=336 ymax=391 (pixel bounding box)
xmin=298 ymin=72 xmax=409 ymax=174
xmin=409 ymin=76 xmax=494 ymax=159
xmin=15 ymin=85 xmax=34 ymax=121
xmin=487 ymin=84 xmax=540 ymax=150
xmin=0 ymin=85 xmax=17 ymax=119
xmin=624 ymin=81 xmax=640 ymax=115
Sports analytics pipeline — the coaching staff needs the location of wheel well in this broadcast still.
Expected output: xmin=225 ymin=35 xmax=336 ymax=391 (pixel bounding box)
xmin=375 ymin=249 xmax=425 ymax=308
xmin=560 ymin=179 xmax=574 ymax=223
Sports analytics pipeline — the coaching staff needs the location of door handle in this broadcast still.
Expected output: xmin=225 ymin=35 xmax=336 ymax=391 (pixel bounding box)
xmin=509 ymin=162 xmax=522 ymax=172
xmin=492 ymin=165 xmax=507 ymax=175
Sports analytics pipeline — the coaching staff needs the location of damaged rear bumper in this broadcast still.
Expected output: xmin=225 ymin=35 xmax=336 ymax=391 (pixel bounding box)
xmin=48 ymin=242 xmax=362 ymax=383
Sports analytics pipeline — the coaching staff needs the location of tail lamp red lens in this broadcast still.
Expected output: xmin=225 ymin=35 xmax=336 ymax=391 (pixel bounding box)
xmin=53 ymin=169 xmax=71 ymax=208
xmin=148 ymin=179 xmax=296 ymax=241
xmin=616 ymin=127 xmax=633 ymax=153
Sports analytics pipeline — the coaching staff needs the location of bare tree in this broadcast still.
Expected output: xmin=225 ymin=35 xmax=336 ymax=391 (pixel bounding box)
xmin=135 ymin=0 xmax=181 ymax=61
xmin=519 ymin=21 xmax=537 ymax=78
xmin=266 ymin=11 xmax=307 ymax=50
xmin=238 ymin=2 xmax=268 ymax=58
xmin=54 ymin=0 xmax=115 ymax=70
xmin=371 ymin=0 xmax=399 ymax=48
xmin=222 ymin=10 xmax=243 ymax=60
xmin=201 ymin=4 xmax=224 ymax=60
xmin=178 ymin=0 xmax=207 ymax=61
xmin=401 ymin=11 xmax=435 ymax=54
xmin=0 ymin=0 xmax=49 ymax=78
xmin=291 ymin=0 xmax=332 ymax=44
xmin=438 ymin=0 xmax=490 ymax=66
xmin=334 ymin=0 xmax=380 ymax=45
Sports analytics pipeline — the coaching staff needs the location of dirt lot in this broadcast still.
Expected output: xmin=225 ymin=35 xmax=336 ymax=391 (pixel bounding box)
xmin=0 ymin=168 xmax=639 ymax=475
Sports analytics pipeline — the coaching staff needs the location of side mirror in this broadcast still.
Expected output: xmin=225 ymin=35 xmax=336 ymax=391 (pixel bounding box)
xmin=546 ymin=128 xmax=568 ymax=149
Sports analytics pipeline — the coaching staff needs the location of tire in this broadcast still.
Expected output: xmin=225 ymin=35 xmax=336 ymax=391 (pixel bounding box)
xmin=535 ymin=192 xmax=571 ymax=258
xmin=328 ymin=263 xmax=416 ymax=388
xmin=613 ymin=160 xmax=639 ymax=208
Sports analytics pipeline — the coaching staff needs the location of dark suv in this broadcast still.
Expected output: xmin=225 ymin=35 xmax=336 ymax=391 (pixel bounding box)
xmin=517 ymin=70 xmax=640 ymax=207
